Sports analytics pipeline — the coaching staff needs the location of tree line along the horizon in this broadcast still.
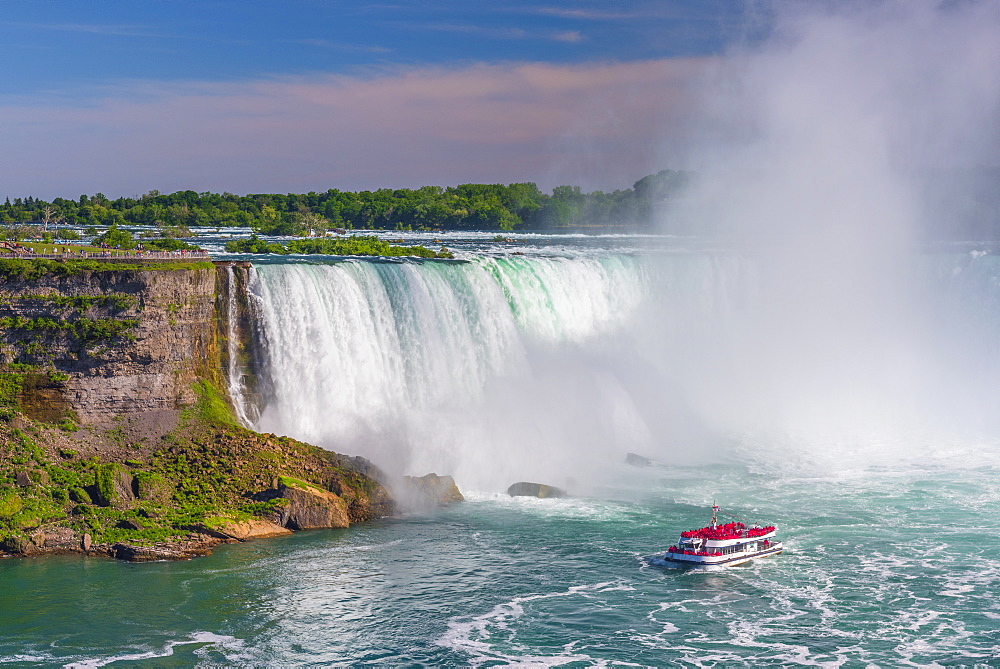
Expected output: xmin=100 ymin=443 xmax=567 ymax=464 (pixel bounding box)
xmin=0 ymin=170 xmax=691 ymax=235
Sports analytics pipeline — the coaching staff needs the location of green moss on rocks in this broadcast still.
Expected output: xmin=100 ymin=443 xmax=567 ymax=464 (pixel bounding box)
xmin=0 ymin=377 xmax=393 ymax=559
xmin=135 ymin=471 xmax=172 ymax=503
xmin=0 ymin=491 xmax=23 ymax=518
xmin=93 ymin=463 xmax=133 ymax=508
xmin=277 ymin=475 xmax=323 ymax=491
xmin=191 ymin=379 xmax=237 ymax=427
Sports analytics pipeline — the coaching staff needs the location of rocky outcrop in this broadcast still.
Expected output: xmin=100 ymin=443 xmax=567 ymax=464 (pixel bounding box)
xmin=507 ymin=482 xmax=566 ymax=498
xmin=403 ymin=473 xmax=464 ymax=507
xmin=205 ymin=518 xmax=292 ymax=541
xmin=110 ymin=535 xmax=224 ymax=562
xmin=272 ymin=478 xmax=351 ymax=530
xmin=2 ymin=527 xmax=79 ymax=555
xmin=625 ymin=452 xmax=653 ymax=467
xmin=93 ymin=463 xmax=136 ymax=508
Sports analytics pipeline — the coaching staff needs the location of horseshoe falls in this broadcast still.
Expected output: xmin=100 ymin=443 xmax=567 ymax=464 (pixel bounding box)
xmin=245 ymin=254 xmax=653 ymax=492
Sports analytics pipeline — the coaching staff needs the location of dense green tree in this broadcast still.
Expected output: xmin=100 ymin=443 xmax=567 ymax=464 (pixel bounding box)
xmin=94 ymin=225 xmax=137 ymax=249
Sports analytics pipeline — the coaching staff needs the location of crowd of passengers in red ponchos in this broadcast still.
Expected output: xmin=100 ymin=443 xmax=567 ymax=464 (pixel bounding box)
xmin=678 ymin=522 xmax=776 ymax=541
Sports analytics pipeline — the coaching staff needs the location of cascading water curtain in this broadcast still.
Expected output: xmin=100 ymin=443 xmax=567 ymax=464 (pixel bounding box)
xmin=224 ymin=265 xmax=255 ymax=427
xmin=247 ymin=255 xmax=652 ymax=489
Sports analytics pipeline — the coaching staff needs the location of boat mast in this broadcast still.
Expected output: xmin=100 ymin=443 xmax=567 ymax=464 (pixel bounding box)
xmin=711 ymin=502 xmax=719 ymax=529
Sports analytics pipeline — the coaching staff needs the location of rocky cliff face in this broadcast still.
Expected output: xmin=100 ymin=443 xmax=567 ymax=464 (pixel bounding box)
xmin=0 ymin=264 xmax=219 ymax=424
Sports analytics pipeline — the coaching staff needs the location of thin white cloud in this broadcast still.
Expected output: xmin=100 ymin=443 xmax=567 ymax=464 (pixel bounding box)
xmin=293 ymin=38 xmax=392 ymax=53
xmin=534 ymin=8 xmax=638 ymax=20
xmin=552 ymin=30 xmax=584 ymax=43
xmin=425 ymin=23 xmax=530 ymax=39
xmin=13 ymin=22 xmax=159 ymax=37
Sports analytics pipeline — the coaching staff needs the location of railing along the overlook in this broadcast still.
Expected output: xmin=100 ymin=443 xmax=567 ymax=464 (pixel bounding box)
xmin=1 ymin=251 xmax=212 ymax=260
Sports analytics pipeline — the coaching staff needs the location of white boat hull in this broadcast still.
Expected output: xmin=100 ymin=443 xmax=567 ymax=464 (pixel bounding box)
xmin=656 ymin=543 xmax=784 ymax=570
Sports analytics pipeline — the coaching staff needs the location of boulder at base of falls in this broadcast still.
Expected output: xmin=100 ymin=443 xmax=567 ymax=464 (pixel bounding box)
xmin=507 ymin=482 xmax=566 ymax=498
xmin=403 ymin=473 xmax=464 ymax=507
xmin=273 ymin=476 xmax=350 ymax=530
xmin=625 ymin=452 xmax=653 ymax=467
xmin=199 ymin=518 xmax=293 ymax=541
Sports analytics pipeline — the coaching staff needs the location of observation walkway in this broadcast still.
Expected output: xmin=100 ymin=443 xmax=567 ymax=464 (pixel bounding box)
xmin=0 ymin=250 xmax=212 ymax=261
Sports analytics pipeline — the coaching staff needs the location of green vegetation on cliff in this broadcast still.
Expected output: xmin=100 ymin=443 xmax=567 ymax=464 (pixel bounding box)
xmin=0 ymin=316 xmax=139 ymax=344
xmin=0 ymin=378 xmax=392 ymax=557
xmin=225 ymin=234 xmax=453 ymax=258
xmin=0 ymin=280 xmax=144 ymax=370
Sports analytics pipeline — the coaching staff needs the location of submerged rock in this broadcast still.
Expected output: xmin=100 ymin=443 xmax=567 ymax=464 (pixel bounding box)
xmin=507 ymin=482 xmax=566 ymax=498
xmin=110 ymin=536 xmax=221 ymax=562
xmin=403 ymin=473 xmax=464 ymax=507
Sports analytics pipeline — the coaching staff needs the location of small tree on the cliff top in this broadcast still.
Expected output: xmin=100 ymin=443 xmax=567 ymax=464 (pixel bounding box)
xmin=94 ymin=225 xmax=137 ymax=249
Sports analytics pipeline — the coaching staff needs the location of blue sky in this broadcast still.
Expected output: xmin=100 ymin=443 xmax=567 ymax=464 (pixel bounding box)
xmin=2 ymin=1 xmax=742 ymax=98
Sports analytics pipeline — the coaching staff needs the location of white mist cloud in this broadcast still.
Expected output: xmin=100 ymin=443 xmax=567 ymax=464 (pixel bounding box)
xmin=653 ymin=0 xmax=1000 ymax=464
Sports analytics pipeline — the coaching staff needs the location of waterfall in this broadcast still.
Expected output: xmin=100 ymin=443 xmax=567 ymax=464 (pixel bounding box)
xmin=246 ymin=255 xmax=652 ymax=490
xmin=222 ymin=265 xmax=256 ymax=427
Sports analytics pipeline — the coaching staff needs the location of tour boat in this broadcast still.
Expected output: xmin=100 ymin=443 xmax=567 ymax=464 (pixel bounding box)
xmin=655 ymin=504 xmax=782 ymax=569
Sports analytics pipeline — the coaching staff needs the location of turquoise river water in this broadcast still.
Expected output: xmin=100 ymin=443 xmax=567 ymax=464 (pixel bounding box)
xmin=2 ymin=461 xmax=998 ymax=666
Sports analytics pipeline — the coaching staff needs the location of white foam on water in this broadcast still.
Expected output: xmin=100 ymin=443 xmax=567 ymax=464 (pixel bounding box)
xmin=0 ymin=653 xmax=59 ymax=664
xmin=62 ymin=632 xmax=247 ymax=669
xmin=436 ymin=581 xmax=632 ymax=667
